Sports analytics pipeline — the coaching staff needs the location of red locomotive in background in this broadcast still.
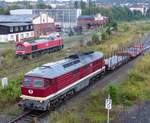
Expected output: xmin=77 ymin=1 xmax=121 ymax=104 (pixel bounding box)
xmin=16 ymin=32 xmax=64 ymax=58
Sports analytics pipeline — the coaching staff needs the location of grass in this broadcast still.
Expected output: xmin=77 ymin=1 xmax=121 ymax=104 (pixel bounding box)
xmin=49 ymin=52 xmax=150 ymax=123
xmin=0 ymin=42 xmax=15 ymax=50
xmin=88 ymin=21 xmax=150 ymax=55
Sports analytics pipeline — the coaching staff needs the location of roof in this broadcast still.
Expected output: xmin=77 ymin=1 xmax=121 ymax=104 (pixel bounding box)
xmin=78 ymin=15 xmax=95 ymax=20
xmin=0 ymin=23 xmax=32 ymax=27
xmin=25 ymin=51 xmax=103 ymax=79
xmin=23 ymin=32 xmax=61 ymax=44
xmin=0 ymin=15 xmax=34 ymax=23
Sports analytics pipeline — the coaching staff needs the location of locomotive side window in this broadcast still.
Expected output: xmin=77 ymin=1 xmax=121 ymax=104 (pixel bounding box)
xmin=16 ymin=45 xmax=25 ymax=51
xmin=44 ymin=79 xmax=52 ymax=88
xmin=33 ymin=79 xmax=43 ymax=88
xmin=32 ymin=45 xmax=37 ymax=51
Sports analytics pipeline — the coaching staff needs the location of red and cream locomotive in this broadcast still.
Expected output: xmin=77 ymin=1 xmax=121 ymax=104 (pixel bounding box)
xmin=20 ymin=51 xmax=106 ymax=110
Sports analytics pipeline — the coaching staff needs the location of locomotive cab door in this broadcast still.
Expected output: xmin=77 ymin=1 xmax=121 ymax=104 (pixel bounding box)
xmin=32 ymin=45 xmax=38 ymax=51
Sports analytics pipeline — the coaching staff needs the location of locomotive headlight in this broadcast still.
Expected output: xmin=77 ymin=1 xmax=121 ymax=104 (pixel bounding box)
xmin=28 ymin=89 xmax=33 ymax=94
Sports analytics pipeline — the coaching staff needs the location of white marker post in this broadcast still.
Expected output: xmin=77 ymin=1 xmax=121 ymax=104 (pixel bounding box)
xmin=105 ymin=94 xmax=112 ymax=123
xmin=1 ymin=77 xmax=8 ymax=88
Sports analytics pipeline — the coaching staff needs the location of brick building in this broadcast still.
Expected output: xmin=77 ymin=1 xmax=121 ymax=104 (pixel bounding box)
xmin=32 ymin=13 xmax=55 ymax=37
xmin=78 ymin=14 xmax=108 ymax=30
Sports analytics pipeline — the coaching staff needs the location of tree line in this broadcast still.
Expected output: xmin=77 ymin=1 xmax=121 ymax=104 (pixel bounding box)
xmin=82 ymin=6 xmax=149 ymax=22
xmin=0 ymin=2 xmax=52 ymax=15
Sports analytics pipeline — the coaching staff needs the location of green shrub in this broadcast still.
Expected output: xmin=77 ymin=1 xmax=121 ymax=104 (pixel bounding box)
xmin=101 ymin=32 xmax=109 ymax=40
xmin=107 ymin=85 xmax=119 ymax=104
xmin=92 ymin=33 xmax=101 ymax=44
xmin=0 ymin=73 xmax=23 ymax=108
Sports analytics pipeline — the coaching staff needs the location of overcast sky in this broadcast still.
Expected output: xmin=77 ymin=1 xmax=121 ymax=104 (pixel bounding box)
xmin=5 ymin=0 xmax=37 ymax=2
xmin=4 ymin=0 xmax=87 ymax=2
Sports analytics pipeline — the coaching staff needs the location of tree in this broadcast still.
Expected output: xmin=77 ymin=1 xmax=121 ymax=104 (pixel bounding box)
xmin=92 ymin=33 xmax=101 ymax=44
xmin=80 ymin=0 xmax=86 ymax=9
xmin=0 ymin=8 xmax=9 ymax=14
xmin=74 ymin=1 xmax=79 ymax=9
xmin=111 ymin=21 xmax=118 ymax=31
xmin=36 ymin=3 xmax=51 ymax=9
xmin=132 ymin=10 xmax=143 ymax=20
xmin=146 ymin=9 xmax=150 ymax=18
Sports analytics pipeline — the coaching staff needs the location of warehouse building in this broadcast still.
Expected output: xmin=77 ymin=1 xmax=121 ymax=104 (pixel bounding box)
xmin=0 ymin=13 xmax=55 ymax=42
xmin=10 ymin=9 xmax=82 ymax=28
xmin=0 ymin=15 xmax=34 ymax=42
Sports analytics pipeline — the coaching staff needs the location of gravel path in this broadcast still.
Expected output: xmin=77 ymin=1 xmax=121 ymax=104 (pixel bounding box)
xmin=113 ymin=101 xmax=150 ymax=123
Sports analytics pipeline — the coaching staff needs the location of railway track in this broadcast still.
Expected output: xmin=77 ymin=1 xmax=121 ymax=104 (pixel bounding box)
xmin=0 ymin=32 xmax=148 ymax=79
xmin=8 ymin=110 xmax=49 ymax=123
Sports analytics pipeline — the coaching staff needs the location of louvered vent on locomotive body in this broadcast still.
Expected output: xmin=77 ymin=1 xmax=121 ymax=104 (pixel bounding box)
xmin=63 ymin=59 xmax=80 ymax=68
xmin=63 ymin=51 xmax=94 ymax=68
xmin=66 ymin=51 xmax=94 ymax=59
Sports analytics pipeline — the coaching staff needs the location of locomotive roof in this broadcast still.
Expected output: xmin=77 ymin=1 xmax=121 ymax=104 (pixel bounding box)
xmin=24 ymin=32 xmax=60 ymax=44
xmin=25 ymin=51 xmax=103 ymax=79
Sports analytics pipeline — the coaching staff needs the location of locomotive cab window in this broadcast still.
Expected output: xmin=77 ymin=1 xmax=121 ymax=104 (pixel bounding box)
xmin=16 ymin=45 xmax=25 ymax=51
xmin=33 ymin=79 xmax=43 ymax=88
xmin=23 ymin=78 xmax=32 ymax=87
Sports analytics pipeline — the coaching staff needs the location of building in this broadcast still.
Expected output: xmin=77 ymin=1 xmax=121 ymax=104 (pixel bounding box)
xmin=0 ymin=15 xmax=34 ymax=42
xmin=129 ymin=5 xmax=149 ymax=15
xmin=78 ymin=14 xmax=108 ymax=30
xmin=32 ymin=13 xmax=55 ymax=37
xmin=0 ymin=13 xmax=55 ymax=42
xmin=0 ymin=22 xmax=34 ymax=42
xmin=10 ymin=9 xmax=82 ymax=28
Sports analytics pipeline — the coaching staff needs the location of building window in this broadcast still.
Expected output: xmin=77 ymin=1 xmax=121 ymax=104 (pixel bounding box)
xmin=30 ymin=25 xmax=33 ymax=30
xmin=43 ymin=19 xmax=45 ymax=23
xmin=26 ymin=26 xmax=29 ymax=30
xmin=20 ymin=26 xmax=23 ymax=31
xmin=26 ymin=33 xmax=29 ymax=38
xmin=20 ymin=34 xmax=24 ymax=38
xmin=15 ymin=27 xmax=19 ymax=32
xmin=10 ymin=27 xmax=13 ymax=32
xmin=10 ymin=35 xmax=14 ymax=40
